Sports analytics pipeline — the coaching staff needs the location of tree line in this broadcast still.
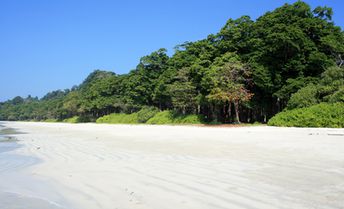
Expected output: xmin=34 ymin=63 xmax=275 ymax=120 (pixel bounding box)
xmin=1 ymin=1 xmax=343 ymax=124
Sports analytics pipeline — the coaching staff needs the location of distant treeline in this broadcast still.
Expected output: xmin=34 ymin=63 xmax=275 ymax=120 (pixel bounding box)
xmin=1 ymin=1 xmax=343 ymax=125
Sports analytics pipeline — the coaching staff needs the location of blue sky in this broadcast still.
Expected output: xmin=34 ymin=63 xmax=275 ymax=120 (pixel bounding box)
xmin=0 ymin=0 xmax=343 ymax=101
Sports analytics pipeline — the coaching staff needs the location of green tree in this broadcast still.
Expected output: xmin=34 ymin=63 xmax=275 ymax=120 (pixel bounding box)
xmin=207 ymin=53 xmax=253 ymax=123
xmin=168 ymin=68 xmax=197 ymax=114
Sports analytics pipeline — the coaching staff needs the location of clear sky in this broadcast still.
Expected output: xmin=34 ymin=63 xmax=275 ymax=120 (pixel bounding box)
xmin=0 ymin=0 xmax=343 ymax=101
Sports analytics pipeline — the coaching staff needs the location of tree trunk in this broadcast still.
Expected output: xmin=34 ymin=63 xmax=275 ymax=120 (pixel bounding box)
xmin=247 ymin=108 xmax=251 ymax=123
xmin=223 ymin=104 xmax=226 ymax=122
xmin=227 ymin=102 xmax=232 ymax=123
xmin=234 ymin=101 xmax=240 ymax=124
xmin=210 ymin=103 xmax=216 ymax=121
xmin=337 ymin=54 xmax=343 ymax=67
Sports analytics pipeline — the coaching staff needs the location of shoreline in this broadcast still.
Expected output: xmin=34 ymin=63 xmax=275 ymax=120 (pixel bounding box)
xmin=0 ymin=123 xmax=72 ymax=209
xmin=0 ymin=191 xmax=67 ymax=209
xmin=3 ymin=120 xmax=344 ymax=130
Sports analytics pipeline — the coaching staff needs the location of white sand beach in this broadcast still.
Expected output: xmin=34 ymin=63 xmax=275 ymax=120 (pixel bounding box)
xmin=1 ymin=122 xmax=344 ymax=209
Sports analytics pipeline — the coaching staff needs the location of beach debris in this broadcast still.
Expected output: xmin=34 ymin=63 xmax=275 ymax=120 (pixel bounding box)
xmin=308 ymin=133 xmax=320 ymax=135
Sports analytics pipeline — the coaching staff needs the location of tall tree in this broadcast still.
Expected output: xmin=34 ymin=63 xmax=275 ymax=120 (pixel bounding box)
xmin=206 ymin=53 xmax=253 ymax=123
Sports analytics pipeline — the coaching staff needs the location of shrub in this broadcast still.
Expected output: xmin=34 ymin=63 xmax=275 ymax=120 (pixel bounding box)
xmin=327 ymin=87 xmax=344 ymax=103
xmin=136 ymin=106 xmax=159 ymax=123
xmin=145 ymin=111 xmax=172 ymax=124
xmin=268 ymin=103 xmax=344 ymax=128
xmin=63 ymin=116 xmax=90 ymax=123
xmin=146 ymin=110 xmax=203 ymax=124
xmin=96 ymin=113 xmax=139 ymax=124
xmin=63 ymin=116 xmax=80 ymax=123
xmin=173 ymin=114 xmax=203 ymax=124
xmin=287 ymin=84 xmax=318 ymax=109
xmin=44 ymin=118 xmax=59 ymax=122
xmin=285 ymin=67 xmax=344 ymax=110
xmin=96 ymin=110 xmax=204 ymax=125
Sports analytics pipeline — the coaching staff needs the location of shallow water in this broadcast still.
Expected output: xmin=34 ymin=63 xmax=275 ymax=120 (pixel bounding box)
xmin=0 ymin=127 xmax=20 ymax=153
xmin=0 ymin=192 xmax=67 ymax=209
xmin=0 ymin=124 xmax=70 ymax=209
xmin=0 ymin=139 xmax=20 ymax=153
xmin=0 ymin=127 xmax=23 ymax=135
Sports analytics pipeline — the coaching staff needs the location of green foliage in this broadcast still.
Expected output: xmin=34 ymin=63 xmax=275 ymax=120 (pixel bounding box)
xmin=63 ymin=116 xmax=88 ymax=123
xmin=167 ymin=68 xmax=197 ymax=114
xmin=274 ymin=77 xmax=319 ymax=100
xmin=124 ymin=49 xmax=170 ymax=106
xmin=44 ymin=118 xmax=59 ymax=122
xmin=286 ymin=66 xmax=344 ymax=109
xmin=136 ymin=106 xmax=159 ymax=123
xmin=327 ymin=87 xmax=344 ymax=103
xmin=96 ymin=113 xmax=139 ymax=124
xmin=145 ymin=111 xmax=172 ymax=124
xmin=206 ymin=53 xmax=253 ymax=122
xmin=96 ymin=110 xmax=203 ymax=125
xmin=96 ymin=106 xmax=159 ymax=124
xmin=320 ymin=66 xmax=344 ymax=101
xmin=174 ymin=114 xmax=203 ymax=124
xmin=146 ymin=111 xmax=203 ymax=125
xmin=268 ymin=103 xmax=344 ymax=128
xmin=147 ymin=110 xmax=173 ymax=124
xmin=287 ymin=84 xmax=318 ymax=109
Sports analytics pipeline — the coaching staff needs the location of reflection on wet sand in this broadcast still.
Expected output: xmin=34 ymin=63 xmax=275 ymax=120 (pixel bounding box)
xmin=0 ymin=192 xmax=67 ymax=209
xmin=0 ymin=123 xmax=70 ymax=209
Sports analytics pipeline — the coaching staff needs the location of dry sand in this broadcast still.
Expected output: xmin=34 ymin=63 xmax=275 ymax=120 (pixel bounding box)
xmin=1 ymin=121 xmax=344 ymax=209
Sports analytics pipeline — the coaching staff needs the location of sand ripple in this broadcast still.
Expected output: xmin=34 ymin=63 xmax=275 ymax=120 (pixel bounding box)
xmin=1 ymin=122 xmax=344 ymax=209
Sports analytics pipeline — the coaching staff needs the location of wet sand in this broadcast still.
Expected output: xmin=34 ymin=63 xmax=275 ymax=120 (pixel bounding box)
xmin=0 ymin=192 xmax=66 ymax=209
xmin=1 ymin=121 xmax=344 ymax=209
xmin=0 ymin=125 xmax=69 ymax=209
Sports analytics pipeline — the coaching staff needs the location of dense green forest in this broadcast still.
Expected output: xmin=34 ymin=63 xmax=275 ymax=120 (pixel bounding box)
xmin=1 ymin=1 xmax=343 ymax=126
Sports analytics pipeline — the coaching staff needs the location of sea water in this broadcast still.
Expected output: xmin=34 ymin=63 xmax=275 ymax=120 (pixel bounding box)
xmin=0 ymin=192 xmax=67 ymax=209
xmin=0 ymin=125 xmax=20 ymax=153
xmin=0 ymin=124 xmax=69 ymax=209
